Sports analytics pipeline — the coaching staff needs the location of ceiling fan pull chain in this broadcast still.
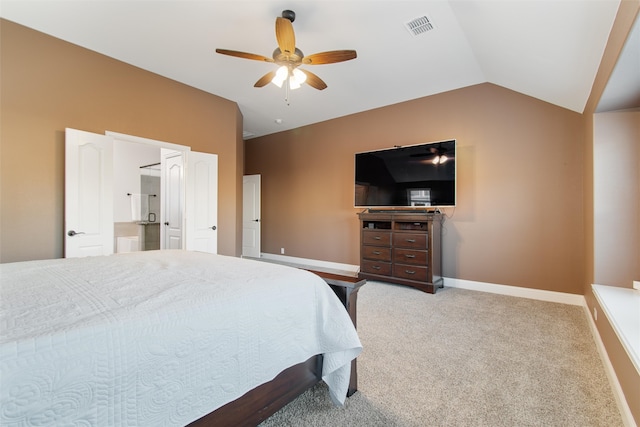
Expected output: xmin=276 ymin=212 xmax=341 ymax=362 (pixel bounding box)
xmin=285 ymin=75 xmax=291 ymax=105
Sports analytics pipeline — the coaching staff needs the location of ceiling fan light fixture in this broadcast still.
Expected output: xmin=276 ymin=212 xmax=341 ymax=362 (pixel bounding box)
xmin=271 ymin=65 xmax=288 ymax=87
xmin=289 ymin=76 xmax=301 ymax=90
xmin=292 ymin=68 xmax=306 ymax=85
xmin=432 ymin=154 xmax=448 ymax=164
xmin=272 ymin=66 xmax=306 ymax=90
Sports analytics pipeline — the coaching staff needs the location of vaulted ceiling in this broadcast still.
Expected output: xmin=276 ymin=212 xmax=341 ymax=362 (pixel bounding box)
xmin=1 ymin=1 xmax=637 ymax=139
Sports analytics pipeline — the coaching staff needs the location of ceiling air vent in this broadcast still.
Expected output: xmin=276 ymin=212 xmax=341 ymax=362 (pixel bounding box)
xmin=405 ymin=16 xmax=434 ymax=36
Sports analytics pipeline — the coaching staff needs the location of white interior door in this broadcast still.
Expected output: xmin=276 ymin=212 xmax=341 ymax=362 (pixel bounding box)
xmin=185 ymin=151 xmax=218 ymax=253
xmin=65 ymin=128 xmax=114 ymax=257
xmin=242 ymin=174 xmax=261 ymax=258
xmin=162 ymin=151 xmax=184 ymax=249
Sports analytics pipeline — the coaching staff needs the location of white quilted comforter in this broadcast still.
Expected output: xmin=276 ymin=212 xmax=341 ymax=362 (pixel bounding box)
xmin=0 ymin=250 xmax=362 ymax=426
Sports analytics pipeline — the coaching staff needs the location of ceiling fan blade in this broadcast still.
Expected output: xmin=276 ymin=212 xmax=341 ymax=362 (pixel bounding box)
xmin=302 ymin=50 xmax=357 ymax=65
xmin=275 ymin=17 xmax=296 ymax=55
xmin=215 ymin=49 xmax=274 ymax=63
xmin=299 ymin=69 xmax=327 ymax=90
xmin=254 ymin=71 xmax=276 ymax=88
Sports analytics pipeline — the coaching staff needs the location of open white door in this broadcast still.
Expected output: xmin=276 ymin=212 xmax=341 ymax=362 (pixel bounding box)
xmin=242 ymin=174 xmax=261 ymax=258
xmin=65 ymin=128 xmax=114 ymax=257
xmin=161 ymin=150 xmax=184 ymax=249
xmin=185 ymin=151 xmax=218 ymax=254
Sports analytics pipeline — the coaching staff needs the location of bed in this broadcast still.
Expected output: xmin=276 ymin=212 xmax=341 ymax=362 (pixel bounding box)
xmin=0 ymin=250 xmax=362 ymax=426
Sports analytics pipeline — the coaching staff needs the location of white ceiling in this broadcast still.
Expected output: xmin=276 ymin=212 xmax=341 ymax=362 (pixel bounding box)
xmin=1 ymin=0 xmax=637 ymax=139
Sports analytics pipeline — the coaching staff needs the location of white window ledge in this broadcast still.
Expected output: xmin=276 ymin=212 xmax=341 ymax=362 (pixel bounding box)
xmin=592 ymin=284 xmax=640 ymax=374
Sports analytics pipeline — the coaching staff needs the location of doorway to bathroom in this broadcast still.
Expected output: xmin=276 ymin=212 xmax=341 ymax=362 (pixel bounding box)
xmin=64 ymin=128 xmax=218 ymax=257
xmin=113 ymin=139 xmax=166 ymax=254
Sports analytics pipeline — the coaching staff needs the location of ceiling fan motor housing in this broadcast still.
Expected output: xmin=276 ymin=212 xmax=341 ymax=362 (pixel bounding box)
xmin=273 ymin=48 xmax=304 ymax=65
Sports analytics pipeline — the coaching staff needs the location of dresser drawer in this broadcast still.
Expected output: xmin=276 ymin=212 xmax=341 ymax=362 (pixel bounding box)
xmin=363 ymin=231 xmax=391 ymax=246
xmin=394 ymin=248 xmax=427 ymax=266
xmin=361 ymin=259 xmax=392 ymax=276
xmin=394 ymin=264 xmax=428 ymax=282
xmin=362 ymin=246 xmax=392 ymax=261
xmin=393 ymin=233 xmax=427 ymax=249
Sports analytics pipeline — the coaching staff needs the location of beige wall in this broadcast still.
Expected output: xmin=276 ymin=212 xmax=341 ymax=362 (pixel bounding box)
xmin=245 ymin=83 xmax=586 ymax=294
xmin=0 ymin=19 xmax=244 ymax=261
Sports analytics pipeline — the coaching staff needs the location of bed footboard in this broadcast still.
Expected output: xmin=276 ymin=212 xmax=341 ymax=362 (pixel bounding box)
xmin=187 ymin=354 xmax=323 ymax=427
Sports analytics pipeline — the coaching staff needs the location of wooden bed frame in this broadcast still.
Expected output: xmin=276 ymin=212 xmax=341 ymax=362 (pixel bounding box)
xmin=188 ymin=270 xmax=365 ymax=427
xmin=187 ymin=354 xmax=323 ymax=426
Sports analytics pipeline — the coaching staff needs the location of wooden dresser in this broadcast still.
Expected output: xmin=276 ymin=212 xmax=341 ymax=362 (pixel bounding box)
xmin=357 ymin=210 xmax=443 ymax=293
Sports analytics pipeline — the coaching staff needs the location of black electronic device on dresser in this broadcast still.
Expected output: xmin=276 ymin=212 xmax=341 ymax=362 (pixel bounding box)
xmin=354 ymin=139 xmax=456 ymax=208
xmin=357 ymin=210 xmax=443 ymax=294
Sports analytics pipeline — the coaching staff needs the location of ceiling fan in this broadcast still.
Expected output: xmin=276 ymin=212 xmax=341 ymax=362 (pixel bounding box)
xmin=216 ymin=10 xmax=357 ymax=92
xmin=410 ymin=144 xmax=451 ymax=164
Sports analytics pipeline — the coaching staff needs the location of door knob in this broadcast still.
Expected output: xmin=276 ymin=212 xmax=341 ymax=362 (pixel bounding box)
xmin=67 ymin=230 xmax=85 ymax=237
xmin=164 ymin=222 xmax=170 ymax=226
xmin=253 ymin=219 xmax=260 ymax=222
xmin=211 ymin=225 xmax=217 ymax=230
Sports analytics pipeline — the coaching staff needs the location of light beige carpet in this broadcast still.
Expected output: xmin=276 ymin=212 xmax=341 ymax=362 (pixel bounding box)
xmin=260 ymin=281 xmax=623 ymax=426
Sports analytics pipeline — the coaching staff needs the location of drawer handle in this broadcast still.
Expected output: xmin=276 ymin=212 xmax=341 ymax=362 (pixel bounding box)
xmin=404 ymin=254 xmax=416 ymax=258
xmin=373 ymin=236 xmax=382 ymax=240
xmin=372 ymin=251 xmax=381 ymax=255
xmin=372 ymin=265 xmax=381 ymax=270
xmin=405 ymin=270 xmax=416 ymax=275
xmin=405 ymin=239 xmax=416 ymax=243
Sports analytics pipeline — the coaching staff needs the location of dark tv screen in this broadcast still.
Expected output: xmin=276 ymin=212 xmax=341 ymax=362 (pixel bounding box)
xmin=355 ymin=139 xmax=456 ymax=208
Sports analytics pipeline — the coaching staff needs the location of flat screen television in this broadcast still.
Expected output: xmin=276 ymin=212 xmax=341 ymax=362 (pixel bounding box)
xmin=354 ymin=139 xmax=456 ymax=208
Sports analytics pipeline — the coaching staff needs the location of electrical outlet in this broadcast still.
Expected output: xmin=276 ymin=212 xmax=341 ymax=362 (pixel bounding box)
xmin=633 ymin=281 xmax=640 ymax=291
xmin=593 ymin=307 xmax=597 ymax=321
xmin=280 ymin=247 xmax=285 ymax=255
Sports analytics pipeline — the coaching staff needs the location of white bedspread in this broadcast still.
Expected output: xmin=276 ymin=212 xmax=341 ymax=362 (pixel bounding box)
xmin=0 ymin=250 xmax=362 ymax=426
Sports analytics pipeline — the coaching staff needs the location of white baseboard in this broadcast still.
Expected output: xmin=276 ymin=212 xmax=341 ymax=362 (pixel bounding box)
xmin=258 ymin=256 xmax=585 ymax=306
xmin=583 ymin=304 xmax=637 ymax=427
xmin=258 ymin=255 xmax=589 ymax=307
xmin=443 ymin=277 xmax=586 ymax=306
